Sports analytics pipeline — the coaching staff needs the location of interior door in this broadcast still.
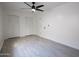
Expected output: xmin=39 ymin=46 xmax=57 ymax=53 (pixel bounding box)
xmin=7 ymin=15 xmax=20 ymax=38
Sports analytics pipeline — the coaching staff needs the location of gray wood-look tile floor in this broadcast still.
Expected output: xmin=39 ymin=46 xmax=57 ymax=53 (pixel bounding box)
xmin=0 ymin=35 xmax=79 ymax=57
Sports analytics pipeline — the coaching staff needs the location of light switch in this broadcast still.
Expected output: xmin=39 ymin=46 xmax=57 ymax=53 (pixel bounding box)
xmin=48 ymin=24 xmax=50 ymax=27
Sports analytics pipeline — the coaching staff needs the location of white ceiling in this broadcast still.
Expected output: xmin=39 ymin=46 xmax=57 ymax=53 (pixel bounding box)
xmin=1 ymin=2 xmax=67 ymax=12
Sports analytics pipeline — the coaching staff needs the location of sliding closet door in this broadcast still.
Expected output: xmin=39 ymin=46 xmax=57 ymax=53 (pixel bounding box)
xmin=19 ymin=17 xmax=33 ymax=36
xmin=6 ymin=15 xmax=20 ymax=38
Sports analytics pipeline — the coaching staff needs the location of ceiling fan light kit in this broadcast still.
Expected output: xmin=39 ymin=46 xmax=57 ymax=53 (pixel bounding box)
xmin=24 ymin=2 xmax=44 ymax=12
xmin=32 ymin=9 xmax=36 ymax=12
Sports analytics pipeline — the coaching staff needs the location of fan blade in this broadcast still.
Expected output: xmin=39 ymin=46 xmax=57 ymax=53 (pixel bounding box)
xmin=36 ymin=5 xmax=44 ymax=9
xmin=21 ymin=8 xmax=31 ymax=10
xmin=36 ymin=9 xmax=44 ymax=12
xmin=24 ymin=2 xmax=32 ymax=8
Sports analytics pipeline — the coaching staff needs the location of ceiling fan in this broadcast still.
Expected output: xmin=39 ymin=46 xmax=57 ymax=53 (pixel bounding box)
xmin=24 ymin=2 xmax=44 ymax=12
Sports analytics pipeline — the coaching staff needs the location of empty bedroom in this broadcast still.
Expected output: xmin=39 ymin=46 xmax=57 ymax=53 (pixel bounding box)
xmin=0 ymin=2 xmax=79 ymax=57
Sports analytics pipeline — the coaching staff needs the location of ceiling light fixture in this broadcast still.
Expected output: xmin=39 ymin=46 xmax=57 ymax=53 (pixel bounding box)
xmin=32 ymin=9 xmax=35 ymax=12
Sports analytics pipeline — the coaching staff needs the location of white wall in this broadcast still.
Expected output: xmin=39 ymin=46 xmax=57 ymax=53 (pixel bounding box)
xmin=0 ymin=4 xmax=4 ymax=50
xmin=35 ymin=3 xmax=79 ymax=50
